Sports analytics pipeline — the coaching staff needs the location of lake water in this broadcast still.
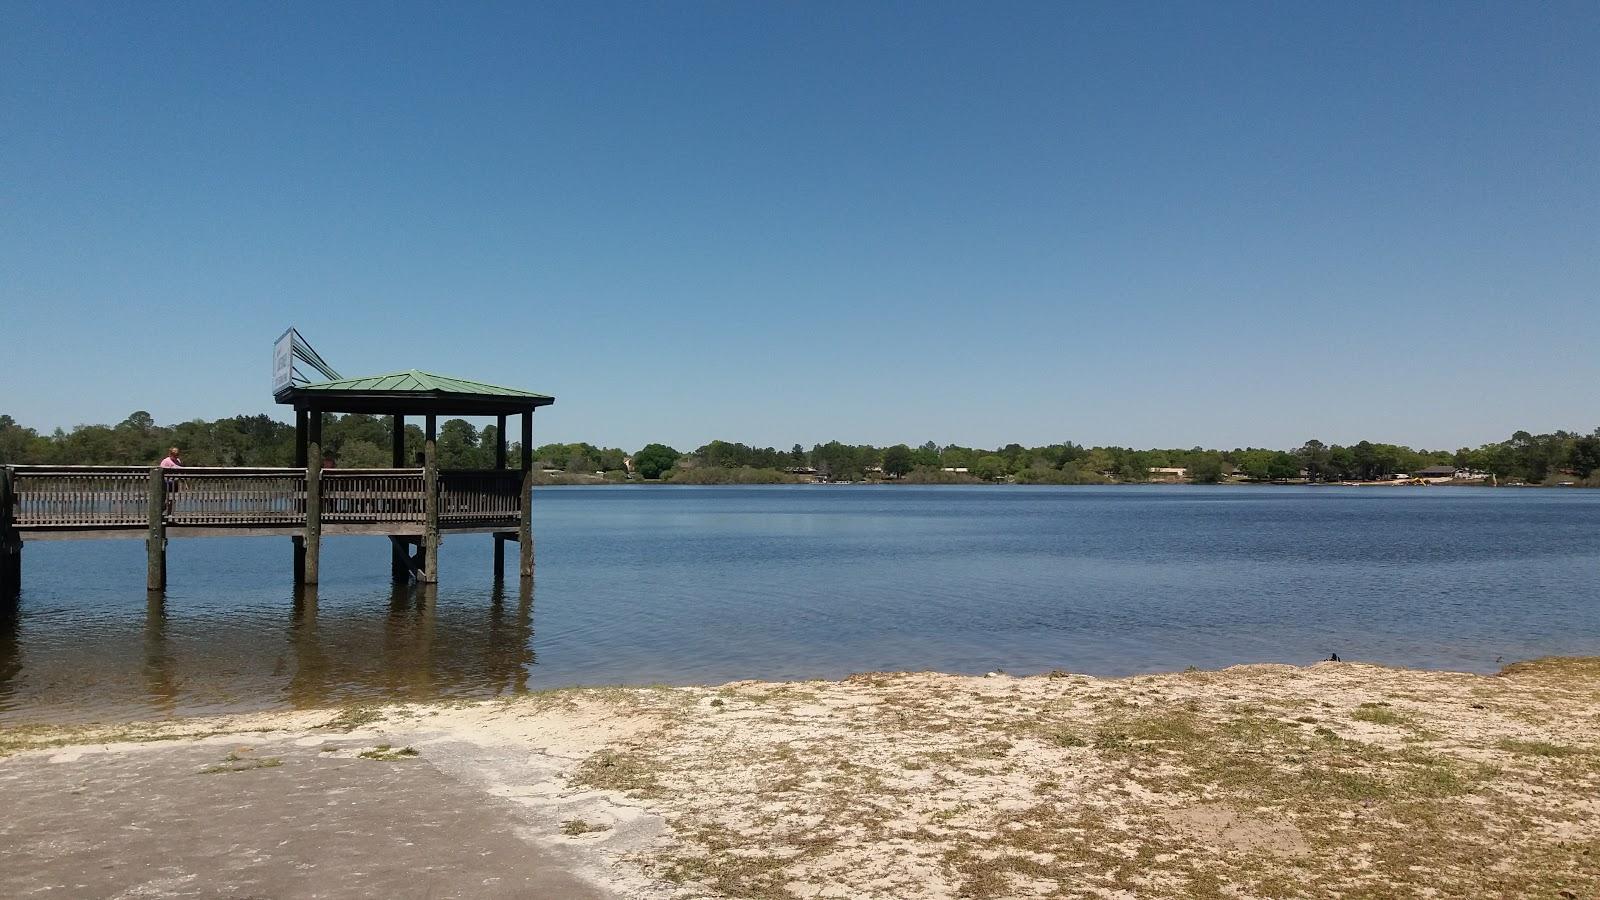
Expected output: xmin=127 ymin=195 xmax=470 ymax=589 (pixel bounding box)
xmin=3 ymin=485 xmax=1597 ymax=725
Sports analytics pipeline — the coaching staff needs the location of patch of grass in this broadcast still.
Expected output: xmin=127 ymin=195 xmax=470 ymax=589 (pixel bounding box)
xmin=1351 ymin=706 xmax=1409 ymax=727
xmin=358 ymin=744 xmax=419 ymax=761
xmin=560 ymin=818 xmax=610 ymax=836
xmin=657 ymin=823 xmax=816 ymax=900
xmin=1042 ymin=727 xmax=1086 ymax=748
xmin=1496 ymin=738 xmax=1587 ymax=758
xmin=199 ymin=754 xmax=283 ymax=775
xmin=571 ymin=748 xmax=666 ymax=798
xmin=323 ymin=706 xmax=383 ymax=731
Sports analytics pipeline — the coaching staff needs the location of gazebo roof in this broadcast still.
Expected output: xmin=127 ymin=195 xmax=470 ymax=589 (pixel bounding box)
xmin=276 ymin=369 xmax=554 ymax=415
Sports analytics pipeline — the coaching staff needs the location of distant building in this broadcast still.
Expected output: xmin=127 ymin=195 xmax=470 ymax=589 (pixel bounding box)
xmin=1415 ymin=466 xmax=1458 ymax=479
xmin=1148 ymin=466 xmax=1188 ymax=481
xmin=941 ymin=467 xmax=970 ymax=474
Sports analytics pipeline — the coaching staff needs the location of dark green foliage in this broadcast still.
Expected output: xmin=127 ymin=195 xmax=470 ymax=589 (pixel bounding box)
xmin=4 ymin=412 xmax=1596 ymax=489
xmin=632 ymin=443 xmax=681 ymax=480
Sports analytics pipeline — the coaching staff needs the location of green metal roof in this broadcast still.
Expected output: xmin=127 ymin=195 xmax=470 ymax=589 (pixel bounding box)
xmin=295 ymin=370 xmax=553 ymax=400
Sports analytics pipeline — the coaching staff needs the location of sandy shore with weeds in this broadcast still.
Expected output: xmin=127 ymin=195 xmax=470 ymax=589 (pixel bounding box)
xmin=3 ymin=658 xmax=1598 ymax=898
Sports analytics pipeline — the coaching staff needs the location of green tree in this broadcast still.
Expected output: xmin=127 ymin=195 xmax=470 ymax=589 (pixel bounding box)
xmin=633 ymin=443 xmax=681 ymax=480
xmin=971 ymin=454 xmax=1006 ymax=481
xmin=1569 ymin=435 xmax=1600 ymax=479
xmin=1188 ymin=453 xmax=1225 ymax=484
xmin=1267 ymin=452 xmax=1301 ymax=481
xmin=1298 ymin=439 xmax=1331 ymax=482
xmin=881 ymin=445 xmax=913 ymax=479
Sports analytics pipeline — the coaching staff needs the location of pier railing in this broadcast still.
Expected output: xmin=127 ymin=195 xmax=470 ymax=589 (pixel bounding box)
xmin=3 ymin=465 xmax=523 ymax=532
xmin=169 ymin=468 xmax=306 ymax=526
xmin=9 ymin=466 xmax=148 ymax=528
xmin=440 ymin=469 xmax=523 ymax=525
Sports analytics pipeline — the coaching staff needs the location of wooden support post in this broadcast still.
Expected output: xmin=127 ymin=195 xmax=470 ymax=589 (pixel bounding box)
xmin=421 ymin=414 xmax=439 ymax=584
xmin=519 ymin=409 xmax=535 ymax=578
xmin=292 ymin=407 xmax=308 ymax=585
xmin=0 ymin=467 xmax=18 ymax=598
xmin=305 ymin=411 xmax=322 ymax=585
xmin=146 ymin=467 xmax=166 ymax=591
xmin=494 ymin=413 xmax=507 ymax=580
xmin=391 ymin=414 xmax=409 ymax=583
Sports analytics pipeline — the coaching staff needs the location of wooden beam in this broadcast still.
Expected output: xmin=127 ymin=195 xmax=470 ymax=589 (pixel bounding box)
xmin=146 ymin=467 xmax=166 ymax=591
xmin=519 ymin=409 xmax=534 ymax=578
xmin=421 ymin=414 xmax=439 ymax=583
xmin=304 ymin=412 xmax=322 ymax=584
xmin=494 ymin=414 xmax=507 ymax=579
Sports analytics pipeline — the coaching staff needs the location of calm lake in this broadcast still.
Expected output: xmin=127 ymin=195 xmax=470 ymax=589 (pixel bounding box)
xmin=3 ymin=485 xmax=1597 ymax=725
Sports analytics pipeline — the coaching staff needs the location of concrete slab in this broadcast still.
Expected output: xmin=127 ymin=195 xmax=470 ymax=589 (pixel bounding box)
xmin=0 ymin=735 xmax=613 ymax=899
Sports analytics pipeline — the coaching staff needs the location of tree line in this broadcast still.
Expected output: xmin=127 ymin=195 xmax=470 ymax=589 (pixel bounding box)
xmin=2 ymin=412 xmax=1597 ymax=486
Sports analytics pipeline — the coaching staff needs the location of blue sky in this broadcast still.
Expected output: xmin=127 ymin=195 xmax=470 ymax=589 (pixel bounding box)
xmin=3 ymin=2 xmax=1596 ymax=452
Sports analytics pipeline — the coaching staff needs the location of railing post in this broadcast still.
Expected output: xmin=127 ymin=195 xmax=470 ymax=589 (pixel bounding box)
xmin=519 ymin=410 xmax=535 ymax=578
xmin=1 ymin=467 xmax=19 ymax=598
xmin=146 ymin=467 xmax=166 ymax=591
xmin=305 ymin=414 xmax=322 ymax=585
xmin=421 ymin=415 xmax=439 ymax=584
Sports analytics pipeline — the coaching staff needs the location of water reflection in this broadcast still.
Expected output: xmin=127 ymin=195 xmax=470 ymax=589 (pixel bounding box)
xmin=143 ymin=592 xmax=177 ymax=717
xmin=0 ymin=578 xmax=539 ymax=726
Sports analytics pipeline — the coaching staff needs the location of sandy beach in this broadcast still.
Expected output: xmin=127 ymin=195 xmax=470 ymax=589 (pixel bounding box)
xmin=3 ymin=658 xmax=1597 ymax=898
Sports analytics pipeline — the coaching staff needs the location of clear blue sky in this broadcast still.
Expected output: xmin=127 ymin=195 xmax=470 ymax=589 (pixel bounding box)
xmin=4 ymin=2 xmax=1596 ymax=452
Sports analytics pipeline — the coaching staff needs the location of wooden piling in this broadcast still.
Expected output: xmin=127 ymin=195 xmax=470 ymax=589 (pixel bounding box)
xmin=293 ymin=408 xmax=309 ymax=585
xmin=421 ymin=414 xmax=439 ymax=584
xmin=146 ymin=467 xmax=166 ymax=591
xmin=304 ymin=412 xmax=322 ymax=585
xmin=494 ymin=413 xmax=507 ymax=580
xmin=391 ymin=413 xmax=409 ymax=583
xmin=519 ymin=409 xmax=534 ymax=578
xmin=1 ymin=467 xmax=18 ymax=597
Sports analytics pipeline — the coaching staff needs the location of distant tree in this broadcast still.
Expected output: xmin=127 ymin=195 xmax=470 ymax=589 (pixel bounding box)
xmin=881 ymin=445 xmax=913 ymax=479
xmin=1188 ymin=454 xmax=1225 ymax=484
xmin=971 ymin=454 xmax=1007 ymax=481
xmin=338 ymin=439 xmax=389 ymax=468
xmin=1569 ymin=435 xmax=1600 ymax=479
xmin=1267 ymin=452 xmax=1301 ymax=481
xmin=633 ymin=443 xmax=681 ymax=480
xmin=438 ymin=419 xmax=483 ymax=468
xmin=597 ymin=447 xmax=628 ymax=472
xmin=1298 ymin=439 xmax=1331 ymax=482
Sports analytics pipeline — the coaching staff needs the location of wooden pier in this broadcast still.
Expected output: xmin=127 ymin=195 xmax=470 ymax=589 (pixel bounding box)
xmin=0 ymin=363 xmax=553 ymax=595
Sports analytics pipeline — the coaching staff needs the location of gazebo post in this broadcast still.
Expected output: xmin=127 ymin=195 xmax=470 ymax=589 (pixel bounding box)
xmin=390 ymin=413 xmax=408 ymax=583
xmin=304 ymin=411 xmax=323 ymax=584
xmin=421 ymin=414 xmax=439 ymax=584
xmin=519 ymin=408 xmax=534 ymax=578
xmin=494 ymin=413 xmax=507 ymax=580
xmin=293 ymin=408 xmax=307 ymax=584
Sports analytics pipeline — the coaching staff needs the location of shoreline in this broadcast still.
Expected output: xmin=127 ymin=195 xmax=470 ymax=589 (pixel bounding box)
xmin=3 ymin=658 xmax=1598 ymax=897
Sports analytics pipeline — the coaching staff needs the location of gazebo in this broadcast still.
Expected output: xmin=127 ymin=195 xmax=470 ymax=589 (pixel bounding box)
xmin=0 ymin=334 xmax=556 ymax=596
xmin=276 ymin=369 xmax=554 ymax=586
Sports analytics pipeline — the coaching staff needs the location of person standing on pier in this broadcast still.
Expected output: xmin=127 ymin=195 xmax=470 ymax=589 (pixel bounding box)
xmin=159 ymin=447 xmax=182 ymax=513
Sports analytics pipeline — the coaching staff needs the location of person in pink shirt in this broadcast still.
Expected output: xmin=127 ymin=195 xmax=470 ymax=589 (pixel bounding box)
xmin=159 ymin=447 xmax=182 ymax=512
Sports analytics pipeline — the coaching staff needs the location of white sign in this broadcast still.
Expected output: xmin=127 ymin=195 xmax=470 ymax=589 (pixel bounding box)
xmin=272 ymin=329 xmax=295 ymax=395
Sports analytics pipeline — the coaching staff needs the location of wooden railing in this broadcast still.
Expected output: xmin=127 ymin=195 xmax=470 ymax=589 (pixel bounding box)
xmin=168 ymin=468 xmax=306 ymax=526
xmin=9 ymin=466 xmax=148 ymax=528
xmin=3 ymin=466 xmax=522 ymax=530
xmin=324 ymin=469 xmax=426 ymax=523
xmin=440 ymin=469 xmax=523 ymax=524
